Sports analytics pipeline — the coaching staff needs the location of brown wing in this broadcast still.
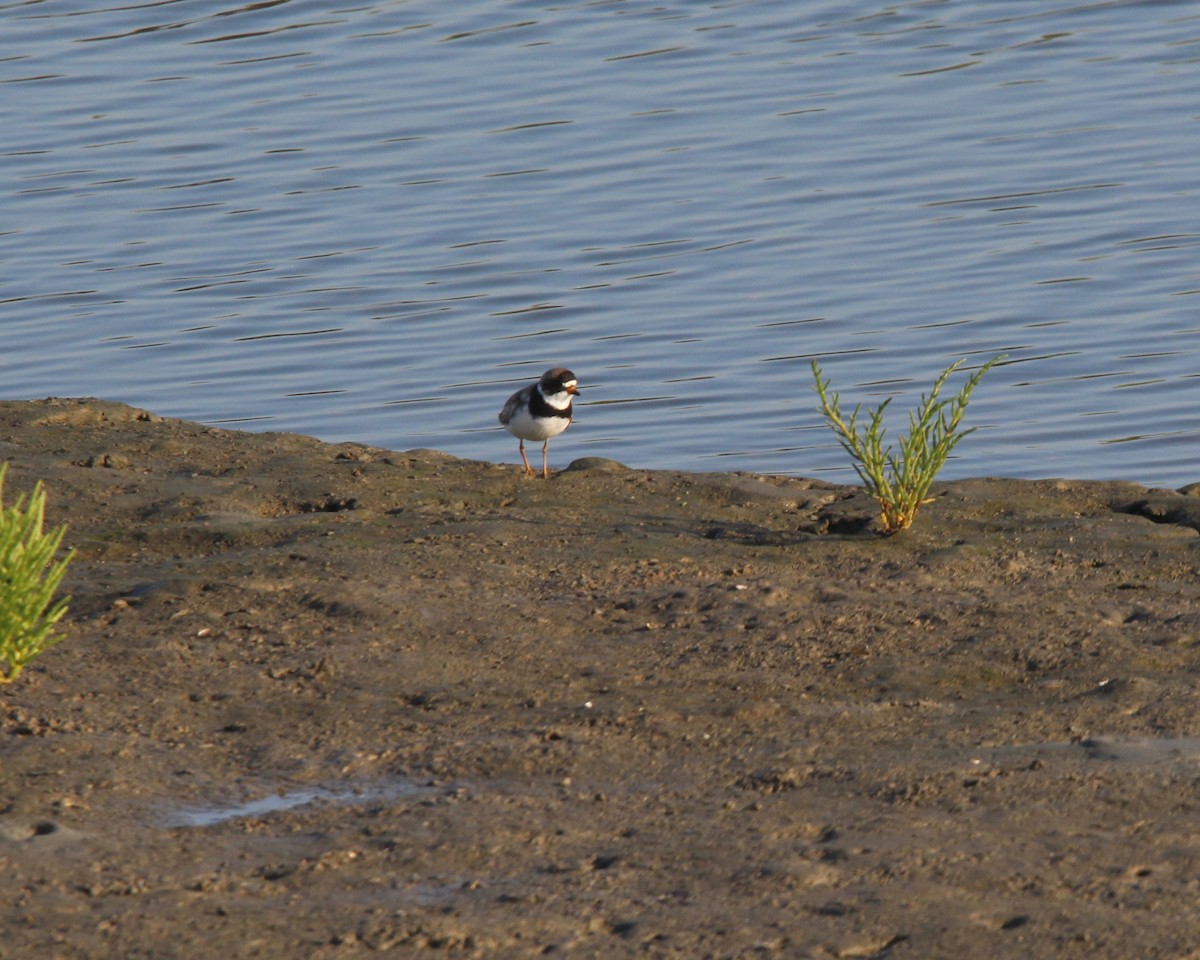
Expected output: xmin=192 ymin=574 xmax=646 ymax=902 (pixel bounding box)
xmin=498 ymin=384 xmax=533 ymax=426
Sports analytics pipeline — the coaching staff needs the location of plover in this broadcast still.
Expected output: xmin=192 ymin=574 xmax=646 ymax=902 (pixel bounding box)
xmin=498 ymin=367 xmax=579 ymax=477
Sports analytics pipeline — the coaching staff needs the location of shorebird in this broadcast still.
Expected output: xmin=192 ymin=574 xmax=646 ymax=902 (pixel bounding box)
xmin=498 ymin=367 xmax=578 ymax=477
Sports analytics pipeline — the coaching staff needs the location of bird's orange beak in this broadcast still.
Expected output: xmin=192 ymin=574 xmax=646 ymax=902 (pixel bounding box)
xmin=567 ymin=384 xmax=579 ymax=395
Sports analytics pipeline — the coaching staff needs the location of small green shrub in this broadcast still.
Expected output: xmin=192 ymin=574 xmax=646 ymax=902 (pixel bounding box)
xmin=0 ymin=464 xmax=74 ymax=682
xmin=811 ymin=355 xmax=1002 ymax=534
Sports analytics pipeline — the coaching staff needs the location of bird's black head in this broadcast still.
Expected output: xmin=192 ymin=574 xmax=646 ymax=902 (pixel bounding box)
xmin=540 ymin=368 xmax=579 ymax=397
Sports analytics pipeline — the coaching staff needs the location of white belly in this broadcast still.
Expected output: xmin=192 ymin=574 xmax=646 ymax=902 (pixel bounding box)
xmin=504 ymin=404 xmax=571 ymax=442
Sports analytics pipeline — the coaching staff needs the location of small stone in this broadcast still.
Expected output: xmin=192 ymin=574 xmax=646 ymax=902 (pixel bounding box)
xmin=561 ymin=457 xmax=629 ymax=474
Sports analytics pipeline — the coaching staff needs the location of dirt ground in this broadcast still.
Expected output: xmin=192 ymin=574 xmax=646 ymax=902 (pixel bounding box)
xmin=4 ymin=397 xmax=1200 ymax=959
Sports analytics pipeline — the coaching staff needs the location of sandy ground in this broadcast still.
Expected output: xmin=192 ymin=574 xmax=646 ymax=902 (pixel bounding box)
xmin=4 ymin=397 xmax=1200 ymax=959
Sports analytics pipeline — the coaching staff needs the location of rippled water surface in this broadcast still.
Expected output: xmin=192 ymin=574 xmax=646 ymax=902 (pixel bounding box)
xmin=5 ymin=1 xmax=1200 ymax=484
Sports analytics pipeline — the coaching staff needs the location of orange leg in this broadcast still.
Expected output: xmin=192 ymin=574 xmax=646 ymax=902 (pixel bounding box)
xmin=541 ymin=440 xmax=550 ymax=478
xmin=518 ymin=440 xmax=535 ymax=476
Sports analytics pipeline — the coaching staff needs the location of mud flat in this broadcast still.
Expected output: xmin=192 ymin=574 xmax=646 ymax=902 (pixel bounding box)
xmin=3 ymin=397 xmax=1200 ymax=959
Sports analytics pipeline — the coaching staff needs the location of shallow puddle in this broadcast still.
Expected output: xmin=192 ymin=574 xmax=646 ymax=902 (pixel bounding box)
xmin=163 ymin=778 xmax=426 ymax=828
xmin=1075 ymin=736 xmax=1200 ymax=764
xmin=984 ymin=736 xmax=1200 ymax=770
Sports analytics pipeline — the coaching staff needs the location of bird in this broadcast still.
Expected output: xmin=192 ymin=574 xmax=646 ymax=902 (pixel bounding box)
xmin=498 ymin=367 xmax=579 ymax=478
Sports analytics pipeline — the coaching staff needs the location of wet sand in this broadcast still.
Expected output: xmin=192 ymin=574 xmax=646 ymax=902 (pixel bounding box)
xmin=3 ymin=397 xmax=1200 ymax=958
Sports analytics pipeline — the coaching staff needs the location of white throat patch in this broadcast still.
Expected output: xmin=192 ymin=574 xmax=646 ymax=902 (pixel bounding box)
xmin=541 ymin=382 xmax=576 ymax=410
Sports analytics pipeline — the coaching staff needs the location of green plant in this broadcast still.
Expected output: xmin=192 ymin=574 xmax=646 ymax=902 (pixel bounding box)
xmin=0 ymin=464 xmax=74 ymax=682
xmin=811 ymin=355 xmax=1002 ymax=534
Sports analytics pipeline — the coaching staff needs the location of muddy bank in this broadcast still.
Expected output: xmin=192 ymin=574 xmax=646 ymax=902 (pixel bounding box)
xmin=3 ymin=397 xmax=1200 ymax=959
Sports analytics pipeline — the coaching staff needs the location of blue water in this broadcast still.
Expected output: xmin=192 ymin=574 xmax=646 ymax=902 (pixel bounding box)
xmin=4 ymin=1 xmax=1199 ymax=485
xmin=163 ymin=776 xmax=424 ymax=828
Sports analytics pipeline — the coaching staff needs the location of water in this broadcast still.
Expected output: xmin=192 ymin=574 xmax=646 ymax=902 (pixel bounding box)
xmin=984 ymin=735 xmax=1200 ymax=769
xmin=4 ymin=1 xmax=1199 ymax=486
xmin=162 ymin=777 xmax=426 ymax=828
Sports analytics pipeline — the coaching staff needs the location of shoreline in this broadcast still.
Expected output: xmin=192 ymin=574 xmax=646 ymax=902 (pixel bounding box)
xmin=3 ymin=397 xmax=1200 ymax=958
